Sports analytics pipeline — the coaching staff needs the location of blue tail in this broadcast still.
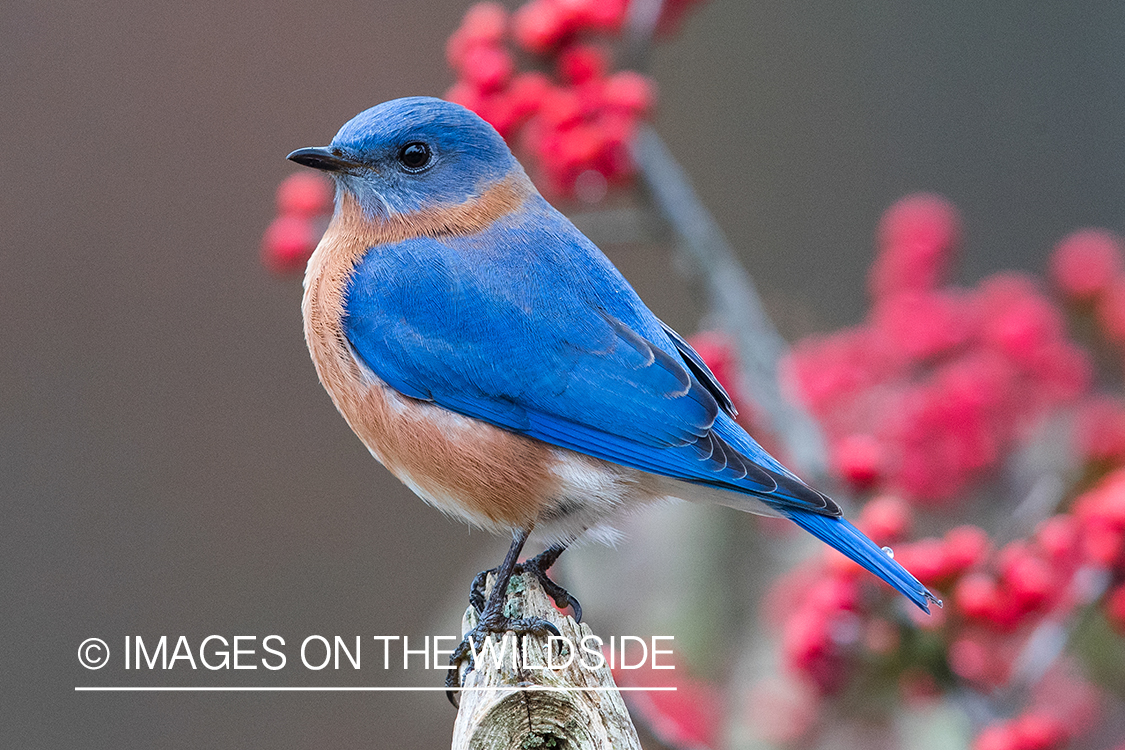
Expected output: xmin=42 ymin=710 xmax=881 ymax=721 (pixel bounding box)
xmin=785 ymin=511 xmax=941 ymax=614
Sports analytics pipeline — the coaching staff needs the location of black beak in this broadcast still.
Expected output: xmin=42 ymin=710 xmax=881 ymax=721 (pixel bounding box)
xmin=287 ymin=147 xmax=360 ymax=173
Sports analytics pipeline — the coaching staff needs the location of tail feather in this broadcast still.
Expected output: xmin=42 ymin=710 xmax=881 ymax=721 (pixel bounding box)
xmin=785 ymin=510 xmax=941 ymax=614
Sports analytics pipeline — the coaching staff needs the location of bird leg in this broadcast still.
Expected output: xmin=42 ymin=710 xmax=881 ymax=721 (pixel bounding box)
xmin=446 ymin=529 xmax=564 ymax=704
xmin=468 ymin=541 xmax=582 ymax=623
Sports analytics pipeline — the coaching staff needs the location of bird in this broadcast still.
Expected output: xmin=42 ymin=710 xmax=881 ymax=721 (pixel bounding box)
xmin=288 ymin=96 xmax=940 ymax=680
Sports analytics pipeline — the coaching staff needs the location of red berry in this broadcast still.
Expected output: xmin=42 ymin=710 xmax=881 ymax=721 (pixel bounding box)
xmin=1029 ymin=339 xmax=1092 ymax=402
xmin=276 ymin=173 xmax=333 ymax=217
xmin=1074 ymin=470 xmax=1125 ymax=557
xmin=513 ymin=0 xmax=567 ymax=54
xmin=1035 ymin=515 xmax=1079 ymax=566
xmin=447 ymin=3 xmax=507 ymax=71
xmin=950 ymin=636 xmax=991 ymax=683
xmin=445 ymin=30 xmax=475 ymax=71
xmin=890 ymin=378 xmax=997 ymax=503
xmin=782 ymin=609 xmax=847 ymax=694
xmin=553 ymin=0 xmax=602 ymax=30
xmin=782 ymin=327 xmax=893 ymax=419
xmin=805 ymin=576 xmax=860 ymax=615
xmin=570 ymin=78 xmax=605 ymax=115
xmin=930 ymin=353 xmax=1015 ymax=461
xmin=956 ymin=572 xmax=1000 ymax=620
xmin=1105 ymin=583 xmax=1125 ymax=634
xmin=261 ymin=215 xmax=317 ymax=275
xmin=943 ymin=525 xmax=991 ymax=575
xmin=583 ymin=0 xmax=628 ymax=31
xmin=1050 ymin=228 xmax=1124 ymax=302
xmin=980 ymin=282 xmax=1066 ymax=368
xmin=591 ymin=112 xmax=637 ymax=181
xmin=976 ymin=725 xmax=1022 ymax=750
xmin=1011 ymin=713 xmax=1068 ymax=750
xmin=1082 ymin=519 xmax=1124 ymax=567
xmin=871 ymin=289 xmax=974 ymax=361
xmin=833 ymin=434 xmax=883 ymax=489
xmin=1097 ymin=275 xmax=1125 ymax=345
xmin=870 ymin=193 xmax=961 ymax=299
xmin=782 ymin=609 xmax=829 ymax=665
xmin=460 ymin=44 xmax=513 ymax=93
xmin=473 ymin=92 xmax=521 ymax=139
xmin=858 ymin=495 xmax=911 ymax=543
xmin=603 ymin=71 xmax=657 ymax=116
xmin=1000 ymin=548 xmax=1056 ymax=612
xmin=556 ymin=123 xmax=602 ymax=173
xmin=878 ymin=193 xmax=961 ymax=258
xmin=557 ymin=43 xmax=608 ymax=85
xmin=892 ymin=538 xmax=948 ymax=585
xmin=461 ymin=2 xmax=508 ymax=42
xmin=1076 ymin=397 xmax=1125 ymax=462
xmin=507 ymin=72 xmax=552 ymax=119
xmin=538 ymin=86 xmax=583 ymax=130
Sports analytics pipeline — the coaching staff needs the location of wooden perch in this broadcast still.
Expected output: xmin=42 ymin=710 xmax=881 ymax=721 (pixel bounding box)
xmin=451 ymin=572 xmax=642 ymax=750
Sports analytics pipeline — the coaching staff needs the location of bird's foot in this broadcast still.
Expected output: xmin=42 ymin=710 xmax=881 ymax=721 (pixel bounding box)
xmin=449 ymin=537 xmax=578 ymax=707
xmin=468 ymin=548 xmax=582 ymax=623
xmin=517 ymin=552 xmax=583 ymax=623
xmin=445 ymin=609 xmax=561 ymax=706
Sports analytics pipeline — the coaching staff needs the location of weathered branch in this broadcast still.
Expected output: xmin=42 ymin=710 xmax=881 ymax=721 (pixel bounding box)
xmin=450 ymin=573 xmax=642 ymax=750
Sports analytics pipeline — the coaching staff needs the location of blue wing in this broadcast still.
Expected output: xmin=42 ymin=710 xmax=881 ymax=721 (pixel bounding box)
xmin=342 ymin=196 xmax=935 ymax=611
xmin=342 ymin=198 xmax=827 ymax=513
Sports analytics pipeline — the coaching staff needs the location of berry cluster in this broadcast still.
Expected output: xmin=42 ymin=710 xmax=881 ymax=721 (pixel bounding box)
xmin=261 ymin=173 xmax=333 ymax=275
xmin=430 ymin=186 xmax=1125 ymax=747
xmin=767 ymin=496 xmax=955 ymax=696
xmin=688 ymin=211 xmax=1125 ymax=741
xmin=1048 ymin=229 xmax=1125 ymax=466
xmin=262 ymin=0 xmax=705 ymax=276
xmin=444 ymin=1 xmax=681 ymax=199
xmin=758 ymin=492 xmax=1111 ymax=746
xmin=784 ymin=194 xmax=1094 ymax=504
xmin=1073 ymin=470 xmax=1125 ymax=631
xmin=1050 ymin=228 xmax=1125 ymax=307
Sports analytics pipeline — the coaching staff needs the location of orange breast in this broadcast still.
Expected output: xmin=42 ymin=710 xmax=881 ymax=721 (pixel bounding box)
xmin=301 ymin=176 xmax=558 ymax=532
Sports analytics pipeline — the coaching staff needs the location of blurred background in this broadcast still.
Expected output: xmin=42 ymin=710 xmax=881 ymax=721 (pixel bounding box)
xmin=3 ymin=1 xmax=1124 ymax=748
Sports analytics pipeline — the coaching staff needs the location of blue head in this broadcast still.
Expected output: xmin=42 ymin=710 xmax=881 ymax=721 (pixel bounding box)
xmin=288 ymin=97 xmax=522 ymax=219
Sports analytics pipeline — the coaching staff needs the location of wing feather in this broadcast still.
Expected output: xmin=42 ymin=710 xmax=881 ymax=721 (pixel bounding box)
xmin=341 ymin=214 xmax=837 ymax=517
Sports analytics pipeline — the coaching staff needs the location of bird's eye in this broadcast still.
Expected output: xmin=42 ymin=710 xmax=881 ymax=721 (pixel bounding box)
xmin=398 ymin=142 xmax=433 ymax=173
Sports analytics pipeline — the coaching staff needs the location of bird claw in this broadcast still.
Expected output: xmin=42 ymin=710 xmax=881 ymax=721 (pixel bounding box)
xmin=450 ymin=539 xmax=578 ymax=708
xmin=445 ymin=614 xmax=563 ymax=707
xmin=468 ymin=553 xmax=582 ymax=623
xmin=517 ymin=556 xmax=583 ymax=623
xmin=468 ymin=567 xmax=491 ymax=617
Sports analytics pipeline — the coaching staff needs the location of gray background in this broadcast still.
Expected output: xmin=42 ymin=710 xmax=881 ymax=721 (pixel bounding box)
xmin=3 ymin=1 xmax=1122 ymax=747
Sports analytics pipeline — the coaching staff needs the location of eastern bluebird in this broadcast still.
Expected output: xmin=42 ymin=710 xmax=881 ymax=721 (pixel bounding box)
xmin=288 ymin=97 xmax=939 ymax=678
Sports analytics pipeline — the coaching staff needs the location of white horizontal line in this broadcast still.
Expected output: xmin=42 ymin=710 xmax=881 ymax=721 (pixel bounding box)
xmin=74 ymin=686 xmax=676 ymax=692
